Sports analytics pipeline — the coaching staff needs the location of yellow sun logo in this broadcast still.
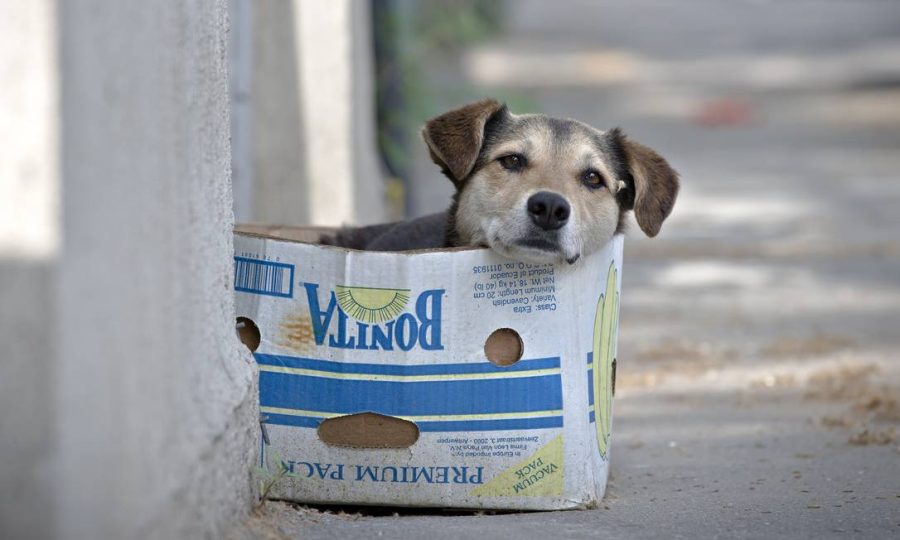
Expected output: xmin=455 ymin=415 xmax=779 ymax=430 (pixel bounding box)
xmin=334 ymin=285 xmax=412 ymax=323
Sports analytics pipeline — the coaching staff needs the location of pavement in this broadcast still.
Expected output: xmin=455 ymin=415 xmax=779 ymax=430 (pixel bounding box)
xmin=231 ymin=1 xmax=900 ymax=537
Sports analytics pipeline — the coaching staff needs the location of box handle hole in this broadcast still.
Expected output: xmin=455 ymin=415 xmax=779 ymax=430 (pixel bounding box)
xmin=484 ymin=328 xmax=524 ymax=366
xmin=318 ymin=412 xmax=419 ymax=449
xmin=235 ymin=316 xmax=261 ymax=352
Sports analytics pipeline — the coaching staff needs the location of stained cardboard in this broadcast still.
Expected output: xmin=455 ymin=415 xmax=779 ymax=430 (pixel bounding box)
xmin=234 ymin=224 xmax=623 ymax=510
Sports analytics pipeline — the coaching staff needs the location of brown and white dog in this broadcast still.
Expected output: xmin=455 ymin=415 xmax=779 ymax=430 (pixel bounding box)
xmin=322 ymin=99 xmax=679 ymax=264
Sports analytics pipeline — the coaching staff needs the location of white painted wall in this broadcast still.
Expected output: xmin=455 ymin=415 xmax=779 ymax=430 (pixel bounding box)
xmin=0 ymin=0 xmax=59 ymax=259
xmin=0 ymin=0 xmax=258 ymax=538
xmin=0 ymin=1 xmax=59 ymax=538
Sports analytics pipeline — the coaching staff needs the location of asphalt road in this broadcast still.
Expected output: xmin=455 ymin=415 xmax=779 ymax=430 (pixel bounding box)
xmin=232 ymin=1 xmax=900 ymax=537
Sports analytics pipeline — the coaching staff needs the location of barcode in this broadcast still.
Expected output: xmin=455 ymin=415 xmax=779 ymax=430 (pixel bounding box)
xmin=234 ymin=257 xmax=294 ymax=298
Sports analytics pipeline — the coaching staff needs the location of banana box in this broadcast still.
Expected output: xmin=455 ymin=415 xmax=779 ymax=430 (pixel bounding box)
xmin=233 ymin=224 xmax=623 ymax=510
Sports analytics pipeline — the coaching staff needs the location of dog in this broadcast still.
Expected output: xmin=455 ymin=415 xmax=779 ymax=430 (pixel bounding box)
xmin=321 ymin=99 xmax=679 ymax=264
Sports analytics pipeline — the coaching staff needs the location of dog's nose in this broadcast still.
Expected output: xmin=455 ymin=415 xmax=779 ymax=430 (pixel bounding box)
xmin=527 ymin=191 xmax=570 ymax=231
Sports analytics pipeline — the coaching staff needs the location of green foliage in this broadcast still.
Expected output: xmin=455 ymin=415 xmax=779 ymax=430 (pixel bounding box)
xmin=412 ymin=0 xmax=503 ymax=51
xmin=252 ymin=447 xmax=296 ymax=507
xmin=373 ymin=1 xmax=537 ymax=195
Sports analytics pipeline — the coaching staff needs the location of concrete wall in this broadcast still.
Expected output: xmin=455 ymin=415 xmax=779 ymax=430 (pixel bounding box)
xmin=233 ymin=0 xmax=386 ymax=227
xmin=0 ymin=1 xmax=258 ymax=538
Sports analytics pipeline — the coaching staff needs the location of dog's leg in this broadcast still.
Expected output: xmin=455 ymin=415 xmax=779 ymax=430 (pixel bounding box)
xmin=319 ymin=222 xmax=401 ymax=250
xmin=320 ymin=212 xmax=449 ymax=251
xmin=364 ymin=212 xmax=448 ymax=251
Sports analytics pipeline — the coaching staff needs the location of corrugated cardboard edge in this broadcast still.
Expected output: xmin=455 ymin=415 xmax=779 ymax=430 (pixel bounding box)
xmin=234 ymin=223 xmax=483 ymax=255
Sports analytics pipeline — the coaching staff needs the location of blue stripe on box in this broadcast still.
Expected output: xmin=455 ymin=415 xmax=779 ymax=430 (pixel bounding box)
xmin=254 ymin=353 xmax=560 ymax=376
xmin=417 ymin=416 xmax=564 ymax=432
xmin=262 ymin=413 xmax=564 ymax=432
xmin=264 ymin=414 xmax=323 ymax=429
xmin=259 ymin=371 xmax=563 ymax=416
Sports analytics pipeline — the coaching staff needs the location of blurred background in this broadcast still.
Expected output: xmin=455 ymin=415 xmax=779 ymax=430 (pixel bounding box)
xmin=2 ymin=0 xmax=899 ymax=538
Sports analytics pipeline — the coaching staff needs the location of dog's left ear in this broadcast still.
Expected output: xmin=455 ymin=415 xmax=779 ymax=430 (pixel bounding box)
xmin=422 ymin=99 xmax=506 ymax=186
xmin=612 ymin=130 xmax=680 ymax=237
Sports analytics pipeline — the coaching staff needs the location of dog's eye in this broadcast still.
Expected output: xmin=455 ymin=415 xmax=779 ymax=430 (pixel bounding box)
xmin=498 ymin=153 xmax=526 ymax=172
xmin=582 ymin=170 xmax=605 ymax=189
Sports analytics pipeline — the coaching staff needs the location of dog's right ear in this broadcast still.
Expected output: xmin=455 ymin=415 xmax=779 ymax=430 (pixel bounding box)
xmin=422 ymin=99 xmax=506 ymax=186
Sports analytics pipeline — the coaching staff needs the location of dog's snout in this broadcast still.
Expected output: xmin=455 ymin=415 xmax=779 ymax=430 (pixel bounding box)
xmin=527 ymin=191 xmax=570 ymax=231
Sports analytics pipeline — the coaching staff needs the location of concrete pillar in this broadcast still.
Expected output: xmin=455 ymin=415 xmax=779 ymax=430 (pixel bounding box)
xmin=241 ymin=0 xmax=385 ymax=227
xmin=294 ymin=0 xmax=357 ymax=225
xmin=347 ymin=0 xmax=388 ymax=226
xmin=1 ymin=1 xmax=258 ymax=538
xmin=230 ymin=0 xmax=256 ymax=223
xmin=249 ymin=0 xmax=311 ymax=225
xmin=56 ymin=1 xmax=257 ymax=537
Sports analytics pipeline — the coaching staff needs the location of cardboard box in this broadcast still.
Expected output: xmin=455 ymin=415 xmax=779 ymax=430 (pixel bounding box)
xmin=233 ymin=224 xmax=623 ymax=510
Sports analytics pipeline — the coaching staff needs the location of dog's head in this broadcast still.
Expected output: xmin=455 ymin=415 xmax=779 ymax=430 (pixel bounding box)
xmin=423 ymin=99 xmax=679 ymax=264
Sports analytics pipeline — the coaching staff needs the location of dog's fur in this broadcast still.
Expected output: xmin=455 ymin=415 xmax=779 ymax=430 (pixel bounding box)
xmin=322 ymin=99 xmax=679 ymax=264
